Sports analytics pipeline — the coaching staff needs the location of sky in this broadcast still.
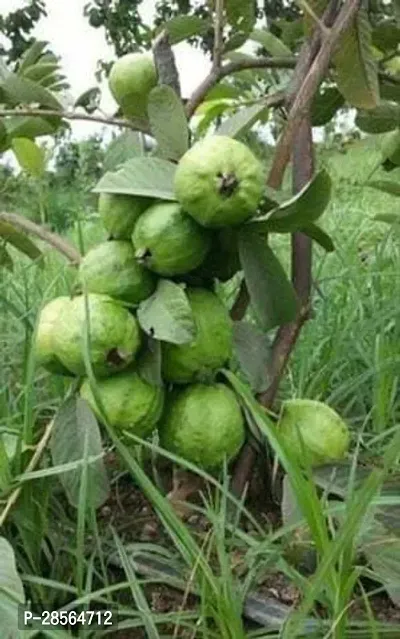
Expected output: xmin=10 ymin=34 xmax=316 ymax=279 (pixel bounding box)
xmin=2 ymin=0 xmax=211 ymax=138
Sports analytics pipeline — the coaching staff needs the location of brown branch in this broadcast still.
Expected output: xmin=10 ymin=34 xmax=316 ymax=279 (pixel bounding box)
xmin=0 ymin=212 xmax=81 ymax=264
xmin=213 ymin=0 xmax=225 ymax=71
xmin=152 ymin=29 xmax=181 ymax=98
xmin=185 ymin=56 xmax=296 ymax=118
xmin=0 ymin=108 xmax=150 ymax=134
xmin=268 ymin=0 xmax=361 ymax=189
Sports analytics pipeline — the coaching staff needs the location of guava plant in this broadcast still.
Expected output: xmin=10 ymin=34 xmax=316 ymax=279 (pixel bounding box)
xmin=0 ymin=1 xmax=400 ymax=628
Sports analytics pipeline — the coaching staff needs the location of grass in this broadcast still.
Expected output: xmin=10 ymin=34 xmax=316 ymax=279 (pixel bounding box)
xmin=1 ymin=138 xmax=400 ymax=637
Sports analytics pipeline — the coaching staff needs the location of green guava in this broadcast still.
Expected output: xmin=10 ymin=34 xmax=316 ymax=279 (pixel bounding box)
xmin=162 ymin=288 xmax=233 ymax=384
xmin=98 ymin=192 xmax=151 ymax=240
xmin=174 ymin=135 xmax=264 ymax=227
xmin=159 ymin=383 xmax=245 ymax=469
xmin=80 ymin=370 xmax=164 ymax=438
xmin=108 ymin=53 xmax=157 ymax=119
xmin=35 ymin=297 xmax=74 ymax=375
xmin=79 ymin=240 xmax=156 ymax=304
xmin=278 ymin=399 xmax=350 ymax=467
xmin=54 ymin=294 xmax=141 ymax=377
xmin=132 ymin=202 xmax=211 ymax=276
xmin=194 ymin=228 xmax=241 ymax=282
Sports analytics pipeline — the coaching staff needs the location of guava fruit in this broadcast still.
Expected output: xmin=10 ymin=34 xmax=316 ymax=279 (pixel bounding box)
xmin=98 ymin=192 xmax=150 ymax=240
xmin=79 ymin=240 xmax=156 ymax=304
xmin=35 ymin=297 xmax=73 ymax=375
xmin=278 ymin=399 xmax=350 ymax=467
xmin=80 ymin=370 xmax=164 ymax=438
xmin=174 ymin=135 xmax=264 ymax=227
xmin=54 ymin=294 xmax=141 ymax=377
xmin=162 ymin=288 xmax=233 ymax=384
xmin=132 ymin=202 xmax=211 ymax=276
xmin=159 ymin=383 xmax=245 ymax=469
xmin=108 ymin=53 xmax=157 ymax=119
xmin=194 ymin=228 xmax=241 ymax=282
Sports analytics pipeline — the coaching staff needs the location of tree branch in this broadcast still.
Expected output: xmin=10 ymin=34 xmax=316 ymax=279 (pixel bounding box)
xmin=0 ymin=212 xmax=81 ymax=264
xmin=185 ymin=56 xmax=296 ymax=118
xmin=268 ymin=0 xmax=361 ymax=189
xmin=152 ymin=29 xmax=181 ymax=97
xmin=213 ymin=0 xmax=225 ymax=71
xmin=0 ymin=108 xmax=150 ymax=134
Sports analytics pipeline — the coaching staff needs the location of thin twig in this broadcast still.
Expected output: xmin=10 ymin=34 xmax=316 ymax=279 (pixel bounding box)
xmin=213 ymin=0 xmax=225 ymax=71
xmin=0 ymin=211 xmax=81 ymax=264
xmin=0 ymin=108 xmax=150 ymax=134
xmin=0 ymin=419 xmax=55 ymax=528
xmin=185 ymin=56 xmax=296 ymax=117
xmin=268 ymin=0 xmax=361 ymax=189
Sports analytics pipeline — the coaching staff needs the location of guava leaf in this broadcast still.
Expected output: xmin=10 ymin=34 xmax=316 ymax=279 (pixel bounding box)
xmin=5 ymin=114 xmax=61 ymax=140
xmin=381 ymin=129 xmax=400 ymax=167
xmin=367 ymin=181 xmax=400 ymax=197
xmin=0 ymin=537 xmax=25 ymax=637
xmin=249 ymin=29 xmax=292 ymax=56
xmin=334 ymin=7 xmax=379 ymax=110
xmin=50 ymin=397 xmax=110 ymax=509
xmin=137 ymin=280 xmax=196 ymax=345
xmin=94 ymin=157 xmax=177 ymax=201
xmin=250 ymin=170 xmax=332 ymax=233
xmin=362 ymin=522 xmax=400 ymax=607
xmin=300 ymin=224 xmax=335 ymax=252
xmin=161 ymin=15 xmax=212 ymax=45
xmin=1 ymin=68 xmax=63 ymax=109
xmin=103 ymin=131 xmax=143 ymax=173
xmin=137 ymin=338 xmax=163 ymax=387
xmin=226 ymin=0 xmax=256 ymax=35
xmin=238 ymin=228 xmax=298 ymax=331
xmin=356 ymin=103 xmax=400 ymax=134
xmin=215 ymin=103 xmax=269 ymax=139
xmin=0 ymin=220 xmax=42 ymax=263
xmin=233 ymin=320 xmax=271 ymax=393
xmin=18 ymin=40 xmax=48 ymax=72
xmin=74 ymin=87 xmax=101 ymax=113
xmin=147 ymin=85 xmax=189 ymax=161
xmin=311 ymin=87 xmax=345 ymax=127
xmin=11 ymin=137 xmax=46 ymax=177
xmin=381 ymin=79 xmax=400 ymax=104
xmin=281 ymin=474 xmax=304 ymax=528
xmin=372 ymin=22 xmax=400 ymax=53
xmin=374 ymin=213 xmax=400 ymax=225
xmin=0 ymin=245 xmax=13 ymax=272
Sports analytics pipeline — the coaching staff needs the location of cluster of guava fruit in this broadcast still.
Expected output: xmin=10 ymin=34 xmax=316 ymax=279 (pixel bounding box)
xmin=35 ymin=53 xmax=349 ymax=471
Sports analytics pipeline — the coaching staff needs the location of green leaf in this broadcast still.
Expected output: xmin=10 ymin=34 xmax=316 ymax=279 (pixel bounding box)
xmin=367 ymin=180 xmax=400 ymax=197
xmin=18 ymin=40 xmax=48 ymax=72
xmin=356 ymin=103 xmax=400 ymax=134
xmin=226 ymin=0 xmax=256 ymax=35
xmin=1 ymin=71 xmax=63 ymax=110
xmin=147 ymin=85 xmax=189 ymax=161
xmin=50 ymin=397 xmax=110 ymax=509
xmin=250 ymin=169 xmax=332 ymax=233
xmin=74 ymin=87 xmax=101 ymax=113
xmin=162 ymin=15 xmax=212 ymax=45
xmin=372 ymin=22 xmax=400 ymax=53
xmin=381 ymin=129 xmax=400 ymax=168
xmin=103 ymin=131 xmax=143 ymax=173
xmin=11 ymin=137 xmax=46 ymax=177
xmin=374 ymin=213 xmax=400 ymax=225
xmin=5 ymin=114 xmax=61 ymax=140
xmin=137 ymin=338 xmax=163 ymax=387
xmin=281 ymin=474 xmax=304 ymax=528
xmin=363 ymin=522 xmax=400 ymax=607
xmin=137 ymin=280 xmax=196 ymax=345
xmin=0 ymin=245 xmax=13 ymax=272
xmin=93 ymin=156 xmax=177 ymax=200
xmin=204 ymin=84 xmax=242 ymax=101
xmin=215 ymin=103 xmax=269 ymax=138
xmin=233 ymin=320 xmax=271 ymax=393
xmin=334 ymin=7 xmax=379 ymax=110
xmin=0 ymin=537 xmax=25 ymax=637
xmin=249 ymin=29 xmax=292 ymax=56
xmin=300 ymin=223 xmax=335 ymax=252
xmin=0 ymin=220 xmax=42 ymax=262
xmin=311 ymin=87 xmax=345 ymax=127
xmin=381 ymin=79 xmax=400 ymax=104
xmin=238 ymin=228 xmax=298 ymax=331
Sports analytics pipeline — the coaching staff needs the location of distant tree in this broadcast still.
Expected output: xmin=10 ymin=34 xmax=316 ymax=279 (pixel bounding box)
xmin=0 ymin=0 xmax=46 ymax=62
